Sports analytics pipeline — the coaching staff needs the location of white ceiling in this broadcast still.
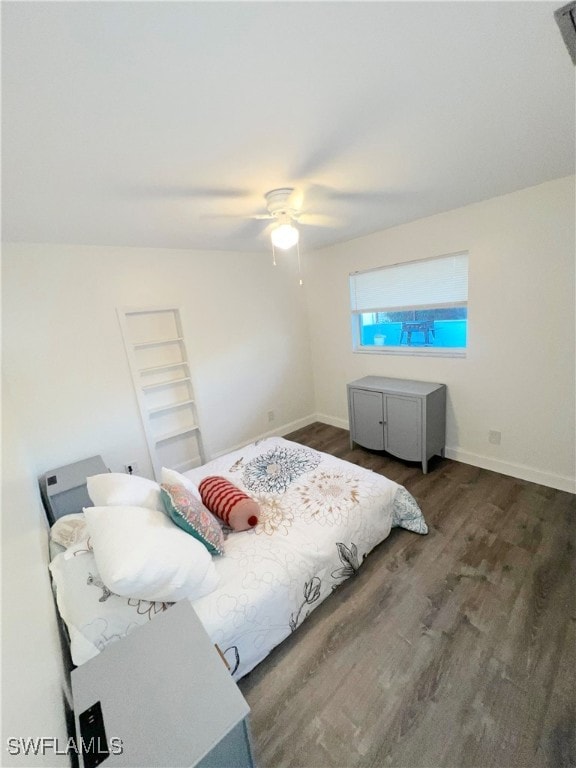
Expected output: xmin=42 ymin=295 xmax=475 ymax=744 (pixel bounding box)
xmin=2 ymin=1 xmax=574 ymax=253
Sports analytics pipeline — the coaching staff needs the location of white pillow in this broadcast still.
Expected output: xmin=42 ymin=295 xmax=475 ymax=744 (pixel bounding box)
xmin=50 ymin=513 xmax=90 ymax=551
xmin=83 ymin=506 xmax=219 ymax=602
xmin=161 ymin=467 xmax=201 ymax=500
xmin=87 ymin=473 xmax=164 ymax=512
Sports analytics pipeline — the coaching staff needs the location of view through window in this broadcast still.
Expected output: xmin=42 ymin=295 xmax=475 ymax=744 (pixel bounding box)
xmin=350 ymin=253 xmax=468 ymax=353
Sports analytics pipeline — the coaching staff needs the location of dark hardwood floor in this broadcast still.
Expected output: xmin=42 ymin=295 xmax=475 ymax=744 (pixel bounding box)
xmin=239 ymin=423 xmax=575 ymax=768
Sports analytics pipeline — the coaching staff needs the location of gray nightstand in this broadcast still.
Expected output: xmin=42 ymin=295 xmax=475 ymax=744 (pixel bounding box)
xmin=71 ymin=601 xmax=254 ymax=768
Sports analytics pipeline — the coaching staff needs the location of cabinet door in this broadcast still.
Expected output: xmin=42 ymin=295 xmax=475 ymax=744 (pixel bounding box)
xmin=351 ymin=389 xmax=385 ymax=450
xmin=384 ymin=395 xmax=421 ymax=461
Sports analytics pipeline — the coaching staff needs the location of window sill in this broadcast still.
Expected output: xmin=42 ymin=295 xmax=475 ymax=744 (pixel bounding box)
xmin=354 ymin=346 xmax=467 ymax=358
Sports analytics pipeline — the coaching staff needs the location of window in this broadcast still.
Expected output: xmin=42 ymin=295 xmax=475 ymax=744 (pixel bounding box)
xmin=350 ymin=252 xmax=468 ymax=355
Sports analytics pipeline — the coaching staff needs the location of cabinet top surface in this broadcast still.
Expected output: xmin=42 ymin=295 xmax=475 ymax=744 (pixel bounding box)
xmin=71 ymin=601 xmax=249 ymax=767
xmin=347 ymin=376 xmax=445 ymax=396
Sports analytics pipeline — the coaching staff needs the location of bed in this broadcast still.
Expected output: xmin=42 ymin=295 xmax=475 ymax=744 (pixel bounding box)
xmin=48 ymin=436 xmax=428 ymax=680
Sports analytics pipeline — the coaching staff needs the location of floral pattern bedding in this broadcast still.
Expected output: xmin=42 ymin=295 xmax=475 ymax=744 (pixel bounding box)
xmin=49 ymin=437 xmax=427 ymax=678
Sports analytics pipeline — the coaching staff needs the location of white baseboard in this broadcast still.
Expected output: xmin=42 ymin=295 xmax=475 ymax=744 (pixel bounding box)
xmin=208 ymin=414 xmax=318 ymax=460
xmin=208 ymin=414 xmax=575 ymax=494
xmin=444 ymin=447 xmax=576 ymax=494
xmin=264 ymin=414 xmax=319 ymax=441
xmin=313 ymin=412 xmax=349 ymax=430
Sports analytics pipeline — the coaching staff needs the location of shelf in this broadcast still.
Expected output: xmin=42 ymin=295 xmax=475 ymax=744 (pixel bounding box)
xmin=117 ymin=305 xmax=205 ymax=480
xmin=155 ymin=425 xmax=200 ymax=444
xmin=148 ymin=399 xmax=195 ymax=415
xmin=139 ymin=361 xmax=188 ymax=374
xmin=133 ymin=337 xmax=183 ymax=349
xmin=140 ymin=377 xmax=191 ymax=392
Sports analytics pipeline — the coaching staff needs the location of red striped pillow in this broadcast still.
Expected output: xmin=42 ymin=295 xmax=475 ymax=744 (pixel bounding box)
xmin=198 ymin=476 xmax=259 ymax=531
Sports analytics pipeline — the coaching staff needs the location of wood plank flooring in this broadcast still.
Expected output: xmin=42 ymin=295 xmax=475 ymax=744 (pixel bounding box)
xmin=239 ymin=423 xmax=575 ymax=768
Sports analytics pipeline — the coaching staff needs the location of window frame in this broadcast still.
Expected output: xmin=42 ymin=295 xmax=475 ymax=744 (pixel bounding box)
xmin=350 ymin=251 xmax=468 ymax=358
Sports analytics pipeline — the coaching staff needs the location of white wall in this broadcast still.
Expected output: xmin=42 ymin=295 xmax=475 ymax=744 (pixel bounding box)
xmin=2 ymin=244 xmax=315 ymax=479
xmin=1 ymin=384 xmax=69 ymax=766
xmin=3 ymin=178 xmax=574 ymax=493
xmin=305 ymin=176 xmax=576 ymax=492
xmin=1 ymin=243 xmax=314 ymax=763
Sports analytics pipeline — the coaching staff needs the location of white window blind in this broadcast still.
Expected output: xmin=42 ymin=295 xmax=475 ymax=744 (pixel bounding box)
xmin=350 ymin=252 xmax=468 ymax=313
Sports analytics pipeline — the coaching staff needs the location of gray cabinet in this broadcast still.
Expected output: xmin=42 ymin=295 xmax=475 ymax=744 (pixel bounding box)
xmin=71 ymin=601 xmax=254 ymax=768
xmin=347 ymin=376 xmax=446 ymax=473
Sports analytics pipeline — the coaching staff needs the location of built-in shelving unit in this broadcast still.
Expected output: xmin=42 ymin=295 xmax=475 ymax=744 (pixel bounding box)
xmin=117 ymin=306 xmax=205 ymax=480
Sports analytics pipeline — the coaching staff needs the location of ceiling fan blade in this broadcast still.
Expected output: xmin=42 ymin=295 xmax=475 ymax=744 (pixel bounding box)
xmin=335 ymin=190 xmax=401 ymax=204
xmin=184 ymin=187 xmax=252 ymax=199
xmin=303 ymin=182 xmax=401 ymax=206
xmin=232 ymin=218 xmax=276 ymax=242
xmin=200 ymin=212 xmax=274 ymax=223
xmin=290 ymin=103 xmax=386 ymax=180
xmin=298 ymin=212 xmax=341 ymax=228
xmin=199 ymin=217 xmax=269 ymax=242
xmin=258 ymin=221 xmax=276 ymax=239
xmin=199 ymin=213 xmax=245 ymax=220
xmin=119 ymin=185 xmax=252 ymax=200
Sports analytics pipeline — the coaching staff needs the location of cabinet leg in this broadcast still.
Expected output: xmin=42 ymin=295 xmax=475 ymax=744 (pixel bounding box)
xmin=422 ymin=459 xmax=428 ymax=474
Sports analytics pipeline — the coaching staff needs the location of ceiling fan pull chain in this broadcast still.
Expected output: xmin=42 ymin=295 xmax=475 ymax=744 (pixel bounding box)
xmin=272 ymin=243 xmax=277 ymax=266
xmin=297 ymin=241 xmax=303 ymax=286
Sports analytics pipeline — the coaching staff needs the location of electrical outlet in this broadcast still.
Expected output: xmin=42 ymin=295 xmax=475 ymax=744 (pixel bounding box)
xmin=488 ymin=430 xmax=501 ymax=445
xmin=124 ymin=462 xmax=139 ymax=475
xmin=267 ymin=410 xmax=275 ymax=422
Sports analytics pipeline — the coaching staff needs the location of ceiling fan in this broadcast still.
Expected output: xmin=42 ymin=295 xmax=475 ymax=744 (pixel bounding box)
xmin=134 ymin=179 xmax=393 ymax=243
xmin=252 ymin=188 xmax=302 ymax=250
xmin=199 ymin=185 xmax=342 ymax=246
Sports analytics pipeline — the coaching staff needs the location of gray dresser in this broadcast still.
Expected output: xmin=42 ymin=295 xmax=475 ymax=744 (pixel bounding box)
xmin=71 ymin=601 xmax=254 ymax=768
xmin=347 ymin=376 xmax=446 ymax=473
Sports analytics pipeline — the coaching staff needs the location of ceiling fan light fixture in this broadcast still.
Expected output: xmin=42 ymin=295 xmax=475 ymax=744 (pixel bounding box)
xmin=271 ymin=222 xmax=299 ymax=250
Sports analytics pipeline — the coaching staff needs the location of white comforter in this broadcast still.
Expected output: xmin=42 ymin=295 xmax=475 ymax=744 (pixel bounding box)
xmin=50 ymin=437 xmax=427 ymax=678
